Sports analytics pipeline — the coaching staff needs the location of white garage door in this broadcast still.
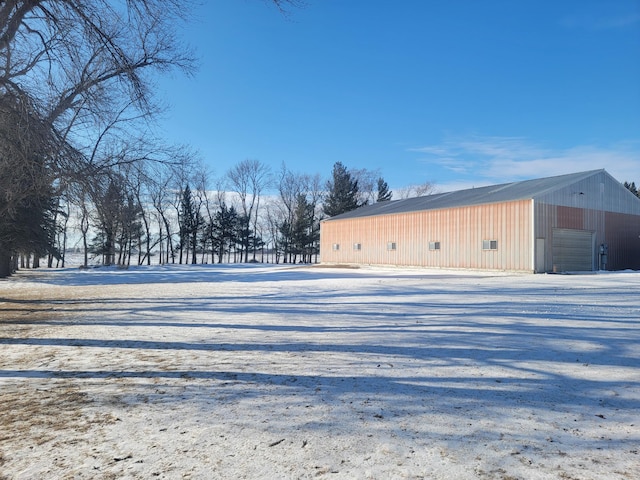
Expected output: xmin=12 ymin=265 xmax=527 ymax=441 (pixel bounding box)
xmin=552 ymin=228 xmax=594 ymax=272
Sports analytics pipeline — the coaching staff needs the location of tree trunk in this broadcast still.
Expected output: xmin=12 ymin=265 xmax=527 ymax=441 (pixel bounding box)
xmin=158 ymin=224 xmax=164 ymax=264
xmin=191 ymin=231 xmax=198 ymax=264
xmin=0 ymin=251 xmax=12 ymax=278
xmin=83 ymin=231 xmax=89 ymax=267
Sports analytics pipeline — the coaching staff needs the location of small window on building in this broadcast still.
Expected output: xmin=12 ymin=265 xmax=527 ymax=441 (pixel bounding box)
xmin=332 ymin=243 xmax=340 ymax=251
xmin=387 ymin=242 xmax=397 ymax=251
xmin=429 ymin=241 xmax=441 ymax=251
xmin=353 ymin=243 xmax=362 ymax=251
xmin=482 ymin=240 xmax=498 ymax=250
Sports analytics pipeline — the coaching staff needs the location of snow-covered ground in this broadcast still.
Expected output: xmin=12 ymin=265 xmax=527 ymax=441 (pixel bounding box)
xmin=0 ymin=264 xmax=638 ymax=480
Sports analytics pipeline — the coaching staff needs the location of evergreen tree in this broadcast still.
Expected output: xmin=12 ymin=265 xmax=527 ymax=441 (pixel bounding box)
xmin=234 ymin=213 xmax=253 ymax=262
xmin=178 ymin=185 xmax=202 ymax=264
xmin=0 ymin=189 xmax=60 ymax=274
xmin=624 ymin=181 xmax=639 ymax=198
xmin=323 ymin=162 xmax=362 ymax=217
xmin=277 ymin=218 xmax=292 ymax=262
xmin=0 ymin=95 xmax=59 ymax=277
xmin=291 ymin=194 xmax=313 ymax=262
xmin=376 ymin=177 xmax=392 ymax=202
xmin=92 ymin=177 xmax=126 ymax=266
xmin=211 ymin=203 xmax=239 ymax=263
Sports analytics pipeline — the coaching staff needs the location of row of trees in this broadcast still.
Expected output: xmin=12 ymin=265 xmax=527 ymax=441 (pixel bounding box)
xmin=624 ymin=181 xmax=640 ymax=199
xmin=52 ymin=158 xmax=420 ymax=269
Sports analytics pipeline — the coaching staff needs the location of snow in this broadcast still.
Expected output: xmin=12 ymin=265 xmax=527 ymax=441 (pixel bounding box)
xmin=1 ymin=264 xmax=639 ymax=479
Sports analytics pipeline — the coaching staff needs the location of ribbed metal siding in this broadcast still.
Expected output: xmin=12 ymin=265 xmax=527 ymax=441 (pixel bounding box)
xmin=320 ymin=199 xmax=534 ymax=271
xmin=534 ymin=203 xmax=599 ymax=272
xmin=552 ymin=228 xmax=594 ymax=272
xmin=535 ymin=170 xmax=640 ymax=215
xmin=604 ymin=212 xmax=640 ymax=270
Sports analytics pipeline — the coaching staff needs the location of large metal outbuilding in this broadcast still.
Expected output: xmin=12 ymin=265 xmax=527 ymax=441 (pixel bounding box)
xmin=319 ymin=170 xmax=640 ymax=273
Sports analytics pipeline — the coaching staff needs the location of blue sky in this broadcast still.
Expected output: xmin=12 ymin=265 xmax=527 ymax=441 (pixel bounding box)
xmin=156 ymin=0 xmax=640 ymax=193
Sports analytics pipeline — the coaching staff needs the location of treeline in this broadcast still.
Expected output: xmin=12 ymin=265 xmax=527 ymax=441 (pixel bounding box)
xmin=624 ymin=181 xmax=640 ymax=199
xmin=38 ymin=159 xmax=401 ymax=269
xmin=74 ymin=159 xmax=326 ymax=268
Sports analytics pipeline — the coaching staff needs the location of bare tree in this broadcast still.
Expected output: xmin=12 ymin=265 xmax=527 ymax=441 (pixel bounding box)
xmin=226 ymin=159 xmax=272 ymax=262
xmin=306 ymin=173 xmax=323 ymax=263
xmin=395 ymin=181 xmax=436 ymax=199
xmin=276 ymin=163 xmax=302 ymax=262
xmin=275 ymin=164 xmax=323 ymax=263
xmin=148 ymin=163 xmax=176 ymax=265
xmin=1 ymin=1 xmax=195 ymax=121
xmin=125 ymin=163 xmax=159 ymax=266
xmin=74 ymin=183 xmax=93 ymax=267
xmin=350 ymin=167 xmax=382 ymax=206
xmin=193 ymin=165 xmax=218 ymax=264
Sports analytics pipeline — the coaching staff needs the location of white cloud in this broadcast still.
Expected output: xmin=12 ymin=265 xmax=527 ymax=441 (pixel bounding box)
xmin=560 ymin=10 xmax=640 ymax=30
xmin=598 ymin=13 xmax=640 ymax=29
xmin=410 ymin=136 xmax=640 ymax=189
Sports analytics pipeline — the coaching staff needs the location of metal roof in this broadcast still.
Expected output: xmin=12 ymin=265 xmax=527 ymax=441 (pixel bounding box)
xmin=324 ymin=169 xmax=605 ymax=221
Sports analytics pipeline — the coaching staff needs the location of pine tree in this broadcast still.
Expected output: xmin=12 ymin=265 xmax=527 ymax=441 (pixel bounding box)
xmin=376 ymin=177 xmax=392 ymax=202
xmin=291 ymin=194 xmax=313 ymax=262
xmin=211 ymin=203 xmax=239 ymax=263
xmin=624 ymin=181 xmax=639 ymax=198
xmin=323 ymin=162 xmax=362 ymax=217
xmin=179 ymin=185 xmax=204 ymax=265
xmin=92 ymin=177 xmax=126 ymax=266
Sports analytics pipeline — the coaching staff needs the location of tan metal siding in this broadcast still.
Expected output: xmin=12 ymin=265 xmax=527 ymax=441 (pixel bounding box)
xmin=320 ymin=199 xmax=534 ymax=271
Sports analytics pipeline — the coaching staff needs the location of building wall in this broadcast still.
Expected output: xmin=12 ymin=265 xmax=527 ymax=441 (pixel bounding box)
xmin=320 ymin=199 xmax=534 ymax=271
xmin=534 ymin=203 xmax=640 ymax=271
xmin=604 ymin=211 xmax=640 ymax=270
xmin=535 ymin=170 xmax=640 ymax=215
xmin=534 ymin=203 xmax=599 ymax=272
